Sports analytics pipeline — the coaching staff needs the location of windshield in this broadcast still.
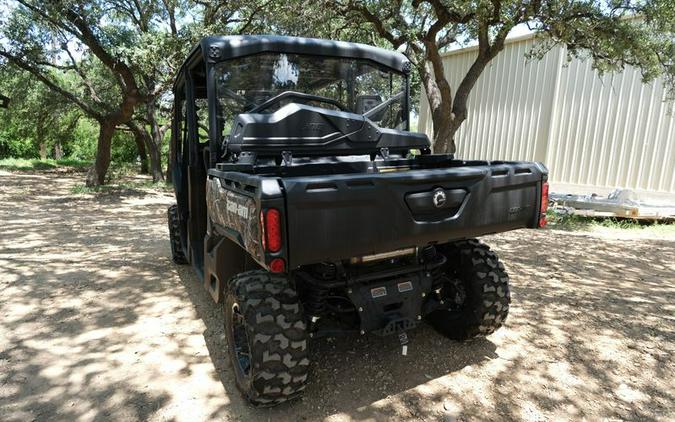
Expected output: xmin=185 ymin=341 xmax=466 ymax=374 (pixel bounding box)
xmin=214 ymin=53 xmax=407 ymax=132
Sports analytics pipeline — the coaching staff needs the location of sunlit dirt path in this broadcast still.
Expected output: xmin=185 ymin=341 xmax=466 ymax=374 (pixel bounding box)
xmin=1 ymin=170 xmax=673 ymax=421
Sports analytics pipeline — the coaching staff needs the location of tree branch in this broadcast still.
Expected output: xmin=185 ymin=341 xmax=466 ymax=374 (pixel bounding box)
xmin=59 ymin=41 xmax=104 ymax=104
xmin=343 ymin=1 xmax=406 ymax=48
xmin=31 ymin=60 xmax=75 ymax=71
xmin=238 ymin=0 xmax=275 ymax=34
xmin=61 ymin=5 xmax=144 ymax=101
xmin=161 ymin=0 xmax=178 ymax=35
xmin=0 ymin=50 xmax=102 ymax=119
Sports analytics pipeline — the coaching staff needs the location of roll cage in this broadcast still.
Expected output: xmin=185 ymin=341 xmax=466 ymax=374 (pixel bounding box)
xmin=170 ymin=35 xmax=412 ymax=276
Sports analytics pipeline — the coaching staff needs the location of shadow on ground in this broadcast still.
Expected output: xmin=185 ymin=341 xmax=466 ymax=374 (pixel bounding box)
xmin=1 ymin=171 xmax=673 ymax=421
xmin=175 ymin=264 xmax=498 ymax=420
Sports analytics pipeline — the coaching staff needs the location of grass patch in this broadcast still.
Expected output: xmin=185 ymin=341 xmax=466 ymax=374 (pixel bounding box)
xmin=546 ymin=210 xmax=591 ymax=230
xmin=0 ymin=158 xmax=91 ymax=171
xmin=548 ymin=209 xmax=675 ymax=235
xmin=106 ymin=162 xmax=142 ymax=180
xmin=590 ymin=218 xmax=675 ymax=235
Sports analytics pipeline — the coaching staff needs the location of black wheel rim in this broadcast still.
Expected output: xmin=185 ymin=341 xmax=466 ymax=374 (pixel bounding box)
xmin=438 ymin=275 xmax=468 ymax=312
xmin=230 ymin=303 xmax=252 ymax=378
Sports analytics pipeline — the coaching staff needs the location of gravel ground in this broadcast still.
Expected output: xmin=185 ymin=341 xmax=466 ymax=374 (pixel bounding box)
xmin=1 ymin=170 xmax=674 ymax=422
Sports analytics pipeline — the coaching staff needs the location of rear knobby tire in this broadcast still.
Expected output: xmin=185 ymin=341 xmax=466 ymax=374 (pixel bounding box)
xmin=224 ymin=270 xmax=309 ymax=406
xmin=167 ymin=205 xmax=188 ymax=264
xmin=426 ymin=239 xmax=510 ymax=341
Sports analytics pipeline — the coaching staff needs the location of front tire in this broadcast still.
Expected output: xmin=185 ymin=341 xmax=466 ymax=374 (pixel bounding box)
xmin=426 ymin=239 xmax=510 ymax=341
xmin=224 ymin=270 xmax=309 ymax=406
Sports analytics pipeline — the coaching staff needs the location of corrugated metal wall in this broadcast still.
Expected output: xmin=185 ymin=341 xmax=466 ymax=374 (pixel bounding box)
xmin=418 ymin=34 xmax=675 ymax=196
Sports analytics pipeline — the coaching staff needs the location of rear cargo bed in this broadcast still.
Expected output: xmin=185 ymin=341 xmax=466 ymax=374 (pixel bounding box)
xmin=208 ymin=159 xmax=547 ymax=268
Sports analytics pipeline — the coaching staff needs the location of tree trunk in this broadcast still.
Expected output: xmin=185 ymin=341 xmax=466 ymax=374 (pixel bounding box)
xmin=128 ymin=116 xmax=165 ymax=183
xmin=132 ymin=130 xmax=149 ymax=174
xmin=39 ymin=143 xmax=48 ymax=160
xmin=53 ymin=142 xmax=63 ymax=159
xmin=37 ymin=119 xmax=48 ymax=160
xmin=85 ymin=91 xmax=140 ymax=186
xmin=146 ymin=104 xmax=165 ymax=183
xmin=419 ymin=56 xmax=457 ymax=155
xmin=147 ymin=138 xmax=164 ymax=183
xmin=413 ymin=20 xmax=510 ymax=157
xmin=431 ymin=115 xmax=457 ymax=155
xmin=166 ymin=131 xmax=174 ymax=184
xmin=86 ymin=120 xmax=115 ymax=186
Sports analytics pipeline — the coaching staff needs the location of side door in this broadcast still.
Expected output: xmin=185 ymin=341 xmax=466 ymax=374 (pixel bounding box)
xmin=184 ymin=65 xmax=210 ymax=275
xmin=171 ymin=86 xmax=190 ymax=257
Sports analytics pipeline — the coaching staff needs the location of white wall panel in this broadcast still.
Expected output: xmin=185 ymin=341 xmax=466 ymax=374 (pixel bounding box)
xmin=418 ymin=34 xmax=675 ymax=195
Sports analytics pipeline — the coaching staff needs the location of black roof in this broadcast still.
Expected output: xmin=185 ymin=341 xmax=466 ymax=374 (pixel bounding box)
xmin=181 ymin=35 xmax=410 ymax=75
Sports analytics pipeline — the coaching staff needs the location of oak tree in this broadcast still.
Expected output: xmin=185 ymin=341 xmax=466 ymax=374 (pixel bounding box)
xmin=336 ymin=0 xmax=675 ymax=153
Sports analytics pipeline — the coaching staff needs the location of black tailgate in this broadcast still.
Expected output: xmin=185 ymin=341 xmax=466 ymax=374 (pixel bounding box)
xmin=282 ymin=162 xmax=546 ymax=266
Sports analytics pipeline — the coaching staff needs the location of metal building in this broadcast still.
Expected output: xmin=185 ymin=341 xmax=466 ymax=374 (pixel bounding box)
xmin=418 ymin=33 xmax=675 ymax=199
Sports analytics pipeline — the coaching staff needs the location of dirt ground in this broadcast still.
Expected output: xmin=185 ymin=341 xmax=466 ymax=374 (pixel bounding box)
xmin=1 ymin=170 xmax=673 ymax=422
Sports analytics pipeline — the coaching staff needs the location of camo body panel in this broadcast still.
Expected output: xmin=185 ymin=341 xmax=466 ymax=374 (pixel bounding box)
xmin=207 ymin=178 xmax=263 ymax=261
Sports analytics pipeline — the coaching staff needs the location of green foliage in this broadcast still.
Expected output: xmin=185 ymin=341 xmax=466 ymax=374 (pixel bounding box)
xmin=0 ymin=158 xmax=91 ymax=171
xmin=0 ymin=67 xmax=83 ymax=159
xmin=0 ymin=132 xmax=36 ymax=159
xmin=65 ymin=119 xmax=99 ymax=160
xmin=529 ymin=2 xmax=675 ymax=99
xmin=110 ymin=130 xmax=139 ymax=163
xmin=592 ymin=218 xmax=675 ymax=233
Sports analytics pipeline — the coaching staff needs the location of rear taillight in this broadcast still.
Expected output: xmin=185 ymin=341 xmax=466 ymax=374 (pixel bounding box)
xmin=260 ymin=208 xmax=284 ymax=271
xmin=539 ymin=181 xmax=549 ymax=227
xmin=269 ymin=258 xmax=285 ymax=273
xmin=264 ymin=208 xmax=282 ymax=252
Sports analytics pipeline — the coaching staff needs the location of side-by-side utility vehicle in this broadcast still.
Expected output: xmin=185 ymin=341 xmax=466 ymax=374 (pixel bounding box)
xmin=168 ymin=35 xmax=548 ymax=406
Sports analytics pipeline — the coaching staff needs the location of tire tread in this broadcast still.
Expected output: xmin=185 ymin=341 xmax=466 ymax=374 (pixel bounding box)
xmin=167 ymin=205 xmax=188 ymax=265
xmin=226 ymin=270 xmax=309 ymax=407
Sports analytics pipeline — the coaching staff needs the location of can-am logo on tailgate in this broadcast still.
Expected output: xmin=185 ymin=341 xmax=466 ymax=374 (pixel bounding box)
xmin=432 ymin=189 xmax=447 ymax=208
